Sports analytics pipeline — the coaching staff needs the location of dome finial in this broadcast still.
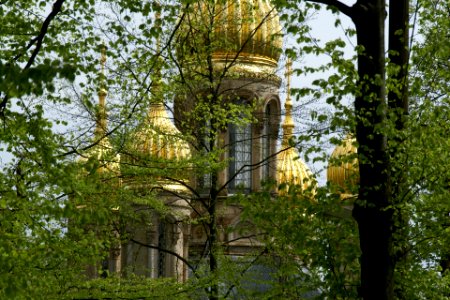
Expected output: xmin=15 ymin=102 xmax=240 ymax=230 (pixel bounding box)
xmin=99 ymin=42 xmax=107 ymax=95
xmin=96 ymin=43 xmax=108 ymax=137
xmin=151 ymin=5 xmax=163 ymax=99
xmin=100 ymin=43 xmax=106 ymax=78
xmin=282 ymin=58 xmax=295 ymax=145
xmin=286 ymin=58 xmax=292 ymax=103
xmin=80 ymin=43 xmax=120 ymax=175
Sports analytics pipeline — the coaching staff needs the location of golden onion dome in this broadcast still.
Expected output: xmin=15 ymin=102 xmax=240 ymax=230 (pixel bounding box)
xmin=212 ymin=0 xmax=282 ymax=65
xmin=327 ymin=135 xmax=359 ymax=194
xmin=133 ymin=102 xmax=191 ymax=160
xmin=82 ymin=136 xmax=121 ymax=175
xmin=277 ymin=148 xmax=314 ymax=193
xmin=130 ymin=102 xmax=191 ymax=192
xmin=183 ymin=0 xmax=282 ymax=76
xmin=276 ymin=60 xmax=315 ymax=194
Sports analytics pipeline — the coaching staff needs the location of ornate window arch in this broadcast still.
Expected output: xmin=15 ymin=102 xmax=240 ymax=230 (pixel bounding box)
xmin=228 ymin=96 xmax=254 ymax=193
xmin=261 ymin=98 xmax=280 ymax=181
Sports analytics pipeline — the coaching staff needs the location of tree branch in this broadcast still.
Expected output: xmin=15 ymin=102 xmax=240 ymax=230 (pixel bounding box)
xmin=223 ymin=247 xmax=268 ymax=299
xmin=130 ymin=238 xmax=199 ymax=278
xmin=0 ymin=0 xmax=65 ymax=116
xmin=25 ymin=0 xmax=65 ymax=70
xmin=305 ymin=0 xmax=354 ymax=18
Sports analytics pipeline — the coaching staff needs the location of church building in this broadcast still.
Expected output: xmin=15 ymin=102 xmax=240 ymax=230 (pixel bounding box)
xmin=79 ymin=0 xmax=356 ymax=282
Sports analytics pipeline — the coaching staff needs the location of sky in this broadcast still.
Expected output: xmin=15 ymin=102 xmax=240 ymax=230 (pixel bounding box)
xmin=285 ymin=2 xmax=357 ymax=183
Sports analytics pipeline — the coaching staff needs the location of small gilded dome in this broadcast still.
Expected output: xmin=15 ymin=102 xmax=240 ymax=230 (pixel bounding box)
xmin=276 ymin=60 xmax=315 ymax=194
xmin=133 ymin=103 xmax=191 ymax=161
xmin=129 ymin=102 xmax=191 ymax=192
xmin=277 ymin=147 xmax=315 ymax=193
xmin=327 ymin=135 xmax=359 ymax=194
xmin=80 ymin=48 xmax=120 ymax=176
xmin=81 ymin=133 xmax=121 ymax=175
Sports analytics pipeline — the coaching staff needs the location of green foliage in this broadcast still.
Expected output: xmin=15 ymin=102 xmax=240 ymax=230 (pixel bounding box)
xmin=1 ymin=0 xmax=450 ymax=298
xmin=0 ymin=0 xmax=179 ymax=298
xmin=64 ymin=275 xmax=188 ymax=299
xmin=242 ymin=184 xmax=360 ymax=299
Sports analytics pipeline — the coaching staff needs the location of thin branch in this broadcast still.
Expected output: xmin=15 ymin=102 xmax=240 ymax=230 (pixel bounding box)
xmin=0 ymin=0 xmax=65 ymax=116
xmin=222 ymin=232 xmax=266 ymax=245
xmin=305 ymin=0 xmax=354 ymax=18
xmin=24 ymin=0 xmax=65 ymax=70
xmin=129 ymin=238 xmax=199 ymax=278
xmin=223 ymin=247 xmax=268 ymax=299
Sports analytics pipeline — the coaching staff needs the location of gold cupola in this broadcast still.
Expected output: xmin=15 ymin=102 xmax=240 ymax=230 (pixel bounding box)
xmin=128 ymin=12 xmax=191 ymax=192
xmin=276 ymin=60 xmax=315 ymax=194
xmin=182 ymin=0 xmax=282 ymax=77
xmin=81 ymin=45 xmax=120 ymax=175
xmin=133 ymin=102 xmax=191 ymax=161
xmin=212 ymin=0 xmax=282 ymax=69
xmin=130 ymin=102 xmax=191 ymax=192
xmin=327 ymin=134 xmax=359 ymax=195
xmin=130 ymin=67 xmax=191 ymax=192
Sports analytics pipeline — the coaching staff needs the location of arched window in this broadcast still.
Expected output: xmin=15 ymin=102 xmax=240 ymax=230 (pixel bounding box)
xmin=261 ymin=100 xmax=279 ymax=181
xmin=228 ymin=121 xmax=252 ymax=192
xmin=157 ymin=221 xmax=166 ymax=277
xmin=262 ymin=104 xmax=272 ymax=180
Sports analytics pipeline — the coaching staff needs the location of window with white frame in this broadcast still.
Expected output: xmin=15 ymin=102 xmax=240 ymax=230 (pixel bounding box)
xmin=228 ymin=121 xmax=252 ymax=192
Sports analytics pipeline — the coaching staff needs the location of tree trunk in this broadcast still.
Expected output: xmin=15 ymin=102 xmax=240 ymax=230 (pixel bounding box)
xmin=351 ymin=1 xmax=395 ymax=299
xmin=304 ymin=0 xmax=411 ymax=297
xmin=387 ymin=2 xmax=409 ymax=297
xmin=388 ymin=0 xmax=409 ymax=119
xmin=208 ymin=110 xmax=219 ymax=300
xmin=208 ymin=182 xmax=219 ymax=300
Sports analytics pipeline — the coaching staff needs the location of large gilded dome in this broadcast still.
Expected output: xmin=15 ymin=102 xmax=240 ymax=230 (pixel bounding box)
xmin=182 ymin=0 xmax=283 ymax=76
xmin=327 ymin=135 xmax=359 ymax=194
xmin=211 ymin=0 xmax=282 ymax=66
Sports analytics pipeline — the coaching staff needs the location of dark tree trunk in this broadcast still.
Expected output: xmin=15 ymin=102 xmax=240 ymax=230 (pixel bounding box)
xmin=208 ymin=108 xmax=219 ymax=300
xmin=387 ymin=3 xmax=410 ymax=298
xmin=208 ymin=181 xmax=219 ymax=300
xmin=388 ymin=0 xmax=409 ymax=119
xmin=387 ymin=0 xmax=410 ymax=210
xmin=350 ymin=1 xmax=394 ymax=299
xmin=306 ymin=0 xmax=411 ymax=298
